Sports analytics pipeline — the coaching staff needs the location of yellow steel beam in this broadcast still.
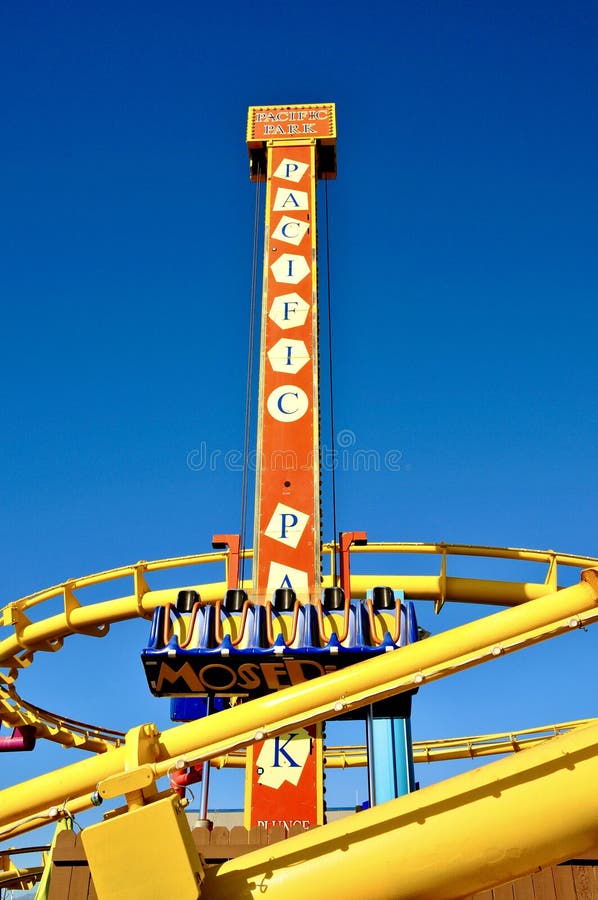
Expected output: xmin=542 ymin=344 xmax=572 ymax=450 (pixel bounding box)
xmin=202 ymin=718 xmax=598 ymax=900
xmin=0 ymin=684 xmax=125 ymax=752
xmin=2 ymin=543 xmax=596 ymax=666
xmin=323 ymin=717 xmax=595 ymax=766
xmin=204 ymin=718 xmax=597 ymax=768
xmin=0 ymin=565 xmax=581 ymax=751
xmin=334 ymin=541 xmax=596 ymax=568
xmin=0 ymin=573 xmax=588 ymax=674
xmin=0 ymin=542 xmax=594 ymax=704
xmin=0 ymin=867 xmax=43 ymax=890
xmin=412 ymin=717 xmax=594 ymax=761
xmin=0 ymin=572 xmax=596 ymax=836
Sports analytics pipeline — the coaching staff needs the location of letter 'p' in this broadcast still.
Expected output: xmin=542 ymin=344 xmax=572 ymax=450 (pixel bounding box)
xmin=280 ymin=512 xmax=299 ymax=539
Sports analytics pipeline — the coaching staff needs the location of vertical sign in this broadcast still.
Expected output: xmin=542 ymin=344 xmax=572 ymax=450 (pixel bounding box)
xmin=245 ymin=724 xmax=323 ymax=830
xmin=253 ymin=142 xmax=320 ymax=604
xmin=246 ymin=103 xmax=336 ymax=833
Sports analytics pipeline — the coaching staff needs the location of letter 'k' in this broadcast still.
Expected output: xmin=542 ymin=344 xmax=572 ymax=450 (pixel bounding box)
xmin=273 ymin=734 xmax=300 ymax=767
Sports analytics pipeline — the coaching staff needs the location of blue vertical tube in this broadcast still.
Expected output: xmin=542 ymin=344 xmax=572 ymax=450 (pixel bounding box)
xmin=365 ymin=594 xmax=418 ymax=804
xmin=369 ymin=713 xmax=415 ymax=805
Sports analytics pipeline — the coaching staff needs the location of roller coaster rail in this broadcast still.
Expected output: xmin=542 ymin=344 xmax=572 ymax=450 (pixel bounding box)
xmin=0 ymin=565 xmax=597 ymax=838
xmin=1 ymin=543 xmax=596 ymax=752
xmin=0 ymin=717 xmax=594 ymax=892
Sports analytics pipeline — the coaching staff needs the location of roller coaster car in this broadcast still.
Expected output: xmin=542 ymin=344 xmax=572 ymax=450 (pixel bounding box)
xmin=141 ymin=585 xmax=419 ymax=700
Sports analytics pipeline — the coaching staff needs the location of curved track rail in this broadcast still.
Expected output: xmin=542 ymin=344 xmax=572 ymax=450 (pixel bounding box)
xmin=1 ymin=545 xmax=598 ymax=898
xmin=0 ymin=566 xmax=597 ymax=835
xmin=1 ymin=543 xmax=596 ymax=751
xmin=1 ymin=542 xmax=595 ymax=751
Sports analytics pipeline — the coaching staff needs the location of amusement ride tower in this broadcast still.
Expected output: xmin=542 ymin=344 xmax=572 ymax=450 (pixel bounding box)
xmin=143 ymin=102 xmax=420 ymax=831
xmin=3 ymin=102 xmax=598 ymax=900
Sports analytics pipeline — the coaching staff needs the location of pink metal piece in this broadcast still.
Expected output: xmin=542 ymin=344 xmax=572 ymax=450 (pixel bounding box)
xmin=0 ymin=725 xmax=36 ymax=752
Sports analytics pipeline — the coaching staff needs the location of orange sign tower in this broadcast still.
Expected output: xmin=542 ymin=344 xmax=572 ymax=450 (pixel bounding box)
xmin=245 ymin=103 xmax=337 ymax=829
xmin=247 ymin=103 xmax=336 ymax=605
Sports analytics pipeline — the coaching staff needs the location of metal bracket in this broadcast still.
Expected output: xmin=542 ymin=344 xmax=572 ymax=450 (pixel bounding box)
xmin=435 ymin=544 xmax=447 ymax=615
xmin=64 ymin=583 xmax=109 ymax=638
xmin=96 ymin=723 xmax=160 ymax=810
xmin=544 ymin=553 xmax=558 ymax=592
xmin=4 ymin=604 xmax=63 ymax=653
xmin=133 ymin=563 xmax=152 ymax=619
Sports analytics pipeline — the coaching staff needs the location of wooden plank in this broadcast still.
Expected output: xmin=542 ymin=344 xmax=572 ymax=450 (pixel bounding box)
xmin=248 ymin=825 xmax=267 ymax=846
xmin=52 ymin=830 xmax=88 ymax=863
xmin=471 ymin=891 xmax=493 ymax=899
xmin=552 ymin=866 xmax=578 ymax=900
xmin=493 ymin=883 xmax=515 ymax=899
xmin=532 ymin=869 xmax=558 ymax=900
xmin=210 ymin=826 xmax=231 ymax=847
xmin=572 ymin=865 xmax=596 ymax=900
xmin=47 ymin=866 xmax=72 ymax=899
xmin=267 ymin=825 xmax=287 ymax=845
xmin=193 ymin=828 xmax=211 ymax=851
xmin=193 ymin=824 xmax=275 ymax=861
xmin=229 ymin=826 xmax=249 ymax=846
xmin=69 ymin=865 xmax=91 ymax=898
xmin=511 ymin=874 xmax=536 ymax=900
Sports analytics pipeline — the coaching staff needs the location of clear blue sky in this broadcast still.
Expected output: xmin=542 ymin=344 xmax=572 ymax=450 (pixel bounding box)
xmin=1 ymin=0 xmax=597 ymax=849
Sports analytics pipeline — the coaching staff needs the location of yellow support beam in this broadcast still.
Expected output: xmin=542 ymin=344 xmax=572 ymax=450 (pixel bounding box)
xmin=0 ymin=572 xmax=596 ymax=836
xmin=202 ymin=718 xmax=598 ymax=900
xmin=324 ymin=717 xmax=595 ymax=766
xmin=2 ymin=542 xmax=596 ymax=670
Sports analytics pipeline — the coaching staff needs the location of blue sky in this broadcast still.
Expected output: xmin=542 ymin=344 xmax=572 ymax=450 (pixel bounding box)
xmin=1 ymin=0 xmax=597 ymax=847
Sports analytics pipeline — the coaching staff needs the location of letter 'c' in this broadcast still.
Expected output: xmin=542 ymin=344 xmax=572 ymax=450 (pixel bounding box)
xmin=278 ymin=391 xmax=298 ymax=414
xmin=281 ymin=221 xmax=300 ymax=239
xmin=267 ymin=385 xmax=309 ymax=423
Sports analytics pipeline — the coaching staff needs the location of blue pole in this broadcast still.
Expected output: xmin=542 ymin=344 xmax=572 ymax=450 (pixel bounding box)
xmin=368 ymin=713 xmax=415 ymax=805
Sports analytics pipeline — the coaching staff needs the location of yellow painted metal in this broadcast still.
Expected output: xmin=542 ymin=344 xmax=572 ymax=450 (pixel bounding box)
xmin=1 ymin=543 xmax=596 ymax=680
xmin=350 ymin=574 xmax=552 ymax=605
xmin=1 ymin=543 xmax=594 ymax=752
xmin=0 ymin=867 xmax=42 ymax=890
xmin=0 ymin=846 xmax=45 ymax=891
xmin=98 ymin=764 xmax=155 ymax=801
xmin=0 ymin=573 xmax=596 ymax=835
xmin=0 ymin=805 xmax=89 ymax=843
xmin=412 ymin=717 xmax=594 ymax=762
xmin=323 ymin=717 xmax=595 ymax=767
xmin=81 ymin=793 xmax=204 ymax=900
xmin=202 ymin=718 xmax=598 ymax=900
xmin=0 ymin=686 xmax=125 ymax=752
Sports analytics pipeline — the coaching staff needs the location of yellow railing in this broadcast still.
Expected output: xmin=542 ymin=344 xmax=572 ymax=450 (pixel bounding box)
xmin=0 ymin=543 xmax=596 ymax=752
xmin=1 ymin=572 xmax=598 ymax=844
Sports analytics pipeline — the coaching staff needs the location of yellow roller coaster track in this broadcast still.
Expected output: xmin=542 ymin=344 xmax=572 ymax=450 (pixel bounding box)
xmin=0 ymin=554 xmax=597 ymax=899
xmin=0 ymin=717 xmax=594 ymax=890
xmin=210 ymin=718 xmax=596 ymax=768
xmin=1 ymin=542 xmax=596 ymax=752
